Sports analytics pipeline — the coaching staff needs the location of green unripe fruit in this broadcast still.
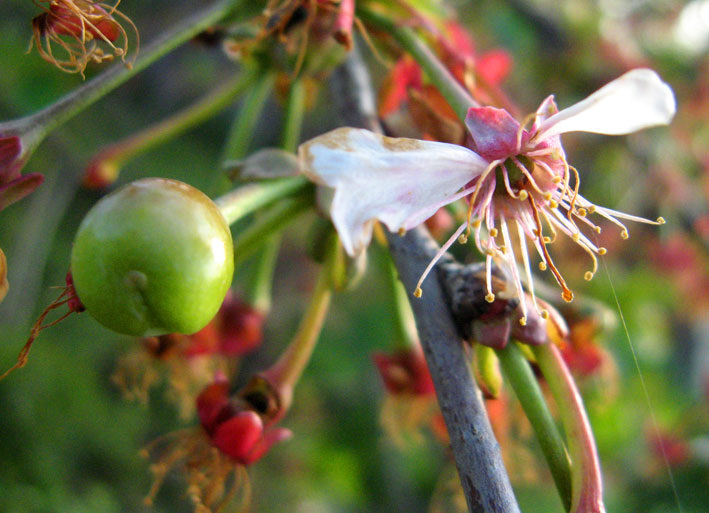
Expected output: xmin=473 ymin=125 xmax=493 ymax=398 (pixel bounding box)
xmin=71 ymin=178 xmax=234 ymax=336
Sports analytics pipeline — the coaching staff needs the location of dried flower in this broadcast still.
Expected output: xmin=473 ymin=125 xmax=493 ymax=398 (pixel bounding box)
xmin=143 ymin=378 xmax=291 ymax=512
xmin=30 ymin=0 xmax=138 ymax=76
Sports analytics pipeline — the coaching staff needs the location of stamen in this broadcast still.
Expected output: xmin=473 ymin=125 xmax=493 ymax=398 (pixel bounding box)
xmin=515 ymin=112 xmax=537 ymax=151
xmin=413 ymin=222 xmax=468 ymax=299
xmin=485 ymin=252 xmax=495 ymax=302
xmin=500 ymin=215 xmax=527 ymax=322
xmin=512 ymin=157 xmax=547 ymax=196
xmin=565 ymin=165 xmax=582 ymax=230
xmin=529 ymin=195 xmax=574 ymax=302
xmin=515 ymin=221 xmax=542 ymax=307
xmin=464 ymin=162 xmax=500 ymax=239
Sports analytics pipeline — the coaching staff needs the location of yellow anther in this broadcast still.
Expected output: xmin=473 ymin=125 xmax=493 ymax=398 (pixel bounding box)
xmin=577 ymin=208 xmax=587 ymax=217
xmin=414 ymin=287 xmax=423 ymax=298
xmin=657 ymin=216 xmax=666 ymax=224
xmin=595 ymin=226 xmax=602 ymax=234
xmin=489 ymin=228 xmax=499 ymax=237
xmin=519 ymin=317 xmax=527 ymax=326
xmin=485 ymin=292 xmax=495 ymax=303
xmin=598 ymin=247 xmax=607 ymax=255
xmin=543 ymin=236 xmax=551 ymax=244
xmin=472 ymin=219 xmax=482 ymax=228
xmin=500 ymin=245 xmax=508 ymax=254
xmin=572 ymin=232 xmax=580 ymax=242
xmin=485 ymin=248 xmax=495 ymax=257
xmin=518 ymin=190 xmax=529 ymax=201
xmin=552 ymin=176 xmax=562 ymax=184
xmin=544 ymin=192 xmax=553 ymax=201
xmin=587 ymin=205 xmax=596 ymax=214
xmin=620 ymin=229 xmax=629 ymax=240
xmin=541 ymin=309 xmax=550 ymax=320
xmin=398 ymin=227 xmax=406 ymax=236
xmin=539 ymin=261 xmax=547 ymax=271
xmin=458 ymin=234 xmax=468 ymax=244
xmin=549 ymin=200 xmax=558 ymax=209
xmin=584 ymin=271 xmax=594 ymax=281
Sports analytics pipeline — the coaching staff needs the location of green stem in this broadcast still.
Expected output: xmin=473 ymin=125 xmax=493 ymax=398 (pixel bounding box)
xmin=246 ymin=234 xmax=281 ymax=314
xmin=497 ymin=342 xmax=572 ymax=511
xmin=235 ymin=75 xmax=310 ymax=312
xmin=280 ymin=77 xmax=306 ymax=152
xmin=3 ymin=0 xmax=243 ymax=151
xmin=359 ymin=8 xmax=478 ymax=121
xmin=91 ymin=70 xmax=257 ymax=173
xmin=232 ymin=191 xmax=313 ymax=266
xmin=222 ymin=72 xmax=275 ymax=160
xmin=532 ymin=343 xmax=606 ymax=513
xmin=214 ymin=176 xmax=309 ymax=225
xmin=260 ymin=235 xmax=336 ymax=410
xmin=386 ymin=257 xmax=418 ymax=350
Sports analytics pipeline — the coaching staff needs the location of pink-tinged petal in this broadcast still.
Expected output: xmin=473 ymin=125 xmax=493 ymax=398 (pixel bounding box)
xmin=0 ymin=248 xmax=8 ymax=303
xmin=0 ymin=136 xmax=22 ymax=181
xmin=212 ymin=410 xmax=265 ymax=463
xmin=242 ymin=426 xmax=292 ymax=465
xmin=299 ymin=128 xmax=486 ymax=256
xmin=531 ymin=95 xmax=559 ymax=132
xmin=196 ymin=378 xmax=231 ymax=433
xmin=536 ymin=69 xmax=676 ymax=141
xmin=465 ymin=107 xmax=521 ymax=160
xmin=0 ymin=173 xmax=44 ymax=211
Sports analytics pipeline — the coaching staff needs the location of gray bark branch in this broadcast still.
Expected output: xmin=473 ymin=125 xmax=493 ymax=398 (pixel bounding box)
xmin=330 ymin=47 xmax=521 ymax=513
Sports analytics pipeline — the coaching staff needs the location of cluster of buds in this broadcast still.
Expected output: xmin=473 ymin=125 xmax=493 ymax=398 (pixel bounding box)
xmin=30 ymin=0 xmax=138 ymax=76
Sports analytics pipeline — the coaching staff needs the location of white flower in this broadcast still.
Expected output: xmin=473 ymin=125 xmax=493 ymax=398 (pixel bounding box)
xmin=298 ymin=69 xmax=676 ymax=323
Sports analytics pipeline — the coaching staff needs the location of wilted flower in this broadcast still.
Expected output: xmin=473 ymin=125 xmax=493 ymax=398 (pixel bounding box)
xmin=299 ymin=69 xmax=675 ymax=324
xmin=30 ymin=0 xmax=138 ymax=76
xmin=373 ymin=345 xmax=435 ymax=396
xmin=144 ymin=377 xmax=291 ymax=513
xmin=373 ymin=345 xmax=439 ymax=445
xmin=112 ymin=291 xmax=265 ymax=414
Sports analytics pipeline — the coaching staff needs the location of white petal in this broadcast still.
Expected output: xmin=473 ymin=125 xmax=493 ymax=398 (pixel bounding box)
xmin=299 ymin=127 xmax=487 ymax=256
xmin=535 ymin=69 xmax=676 ymax=141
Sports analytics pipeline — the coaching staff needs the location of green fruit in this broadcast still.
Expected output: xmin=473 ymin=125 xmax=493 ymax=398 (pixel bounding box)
xmin=71 ymin=178 xmax=234 ymax=336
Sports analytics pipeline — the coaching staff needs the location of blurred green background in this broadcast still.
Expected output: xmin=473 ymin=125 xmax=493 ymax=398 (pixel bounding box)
xmin=1 ymin=1 xmax=708 ymax=512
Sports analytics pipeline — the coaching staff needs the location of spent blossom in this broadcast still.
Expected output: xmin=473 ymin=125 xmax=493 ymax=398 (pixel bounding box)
xmin=299 ymin=69 xmax=676 ymax=324
xmin=30 ymin=0 xmax=138 ymax=76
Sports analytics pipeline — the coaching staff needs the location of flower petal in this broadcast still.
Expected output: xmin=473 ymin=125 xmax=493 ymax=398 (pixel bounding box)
xmin=465 ymin=107 xmax=521 ymax=160
xmin=0 ymin=173 xmax=44 ymax=212
xmin=536 ymin=69 xmax=676 ymax=140
xmin=0 ymin=136 xmax=22 ymax=182
xmin=299 ymin=128 xmax=487 ymax=256
xmin=0 ymin=248 xmax=8 ymax=303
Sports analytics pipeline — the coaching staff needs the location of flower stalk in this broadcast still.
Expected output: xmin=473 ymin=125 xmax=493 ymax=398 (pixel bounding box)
xmin=222 ymin=71 xmax=276 ymax=161
xmin=532 ymin=343 xmax=606 ymax=513
xmin=359 ymin=8 xmax=478 ymax=119
xmin=497 ymin=341 xmax=572 ymax=510
xmin=84 ymin=70 xmax=256 ymax=187
xmin=258 ymin=234 xmax=336 ymax=412
xmin=1 ymin=0 xmax=244 ymax=163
